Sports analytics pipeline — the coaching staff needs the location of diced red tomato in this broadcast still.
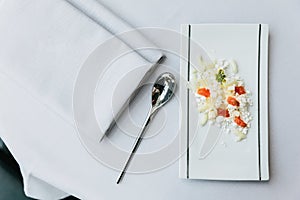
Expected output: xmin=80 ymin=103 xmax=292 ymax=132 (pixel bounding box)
xmin=197 ymin=88 xmax=210 ymax=98
xmin=235 ymin=86 xmax=246 ymax=95
xmin=234 ymin=116 xmax=247 ymax=127
xmin=227 ymin=96 xmax=240 ymax=106
xmin=217 ymin=108 xmax=230 ymax=117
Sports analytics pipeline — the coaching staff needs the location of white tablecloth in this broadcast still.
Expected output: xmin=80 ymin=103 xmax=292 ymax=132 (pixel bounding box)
xmin=0 ymin=0 xmax=300 ymax=199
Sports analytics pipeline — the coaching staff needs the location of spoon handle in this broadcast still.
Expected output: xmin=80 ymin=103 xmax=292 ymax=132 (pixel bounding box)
xmin=116 ymin=108 xmax=155 ymax=184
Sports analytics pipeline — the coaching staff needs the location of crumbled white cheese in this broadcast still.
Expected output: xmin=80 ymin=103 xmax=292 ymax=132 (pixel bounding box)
xmin=190 ymin=58 xmax=253 ymax=142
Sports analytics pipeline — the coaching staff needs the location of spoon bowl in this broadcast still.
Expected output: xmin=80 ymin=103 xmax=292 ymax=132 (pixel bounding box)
xmin=151 ymin=72 xmax=176 ymax=110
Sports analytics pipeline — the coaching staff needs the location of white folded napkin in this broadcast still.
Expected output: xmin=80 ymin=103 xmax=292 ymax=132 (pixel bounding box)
xmin=0 ymin=0 xmax=162 ymax=199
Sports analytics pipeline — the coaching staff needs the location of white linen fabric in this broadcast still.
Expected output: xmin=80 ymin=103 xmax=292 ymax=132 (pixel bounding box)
xmin=0 ymin=0 xmax=162 ymax=199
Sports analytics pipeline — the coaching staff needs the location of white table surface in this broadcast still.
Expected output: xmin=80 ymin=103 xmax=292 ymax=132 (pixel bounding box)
xmin=94 ymin=0 xmax=300 ymax=199
xmin=2 ymin=0 xmax=300 ymax=199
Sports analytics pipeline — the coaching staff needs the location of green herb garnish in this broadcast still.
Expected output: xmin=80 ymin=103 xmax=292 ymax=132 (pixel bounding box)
xmin=216 ymin=69 xmax=226 ymax=84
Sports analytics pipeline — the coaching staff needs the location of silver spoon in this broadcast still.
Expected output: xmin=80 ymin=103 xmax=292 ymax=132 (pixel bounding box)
xmin=116 ymin=72 xmax=176 ymax=184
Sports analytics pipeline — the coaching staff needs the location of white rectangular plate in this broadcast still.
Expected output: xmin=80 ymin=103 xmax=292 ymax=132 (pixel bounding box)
xmin=179 ymin=24 xmax=269 ymax=181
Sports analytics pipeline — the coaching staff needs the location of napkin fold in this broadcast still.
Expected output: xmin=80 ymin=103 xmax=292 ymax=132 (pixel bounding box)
xmin=67 ymin=0 xmax=164 ymax=139
xmin=0 ymin=0 xmax=162 ymax=199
